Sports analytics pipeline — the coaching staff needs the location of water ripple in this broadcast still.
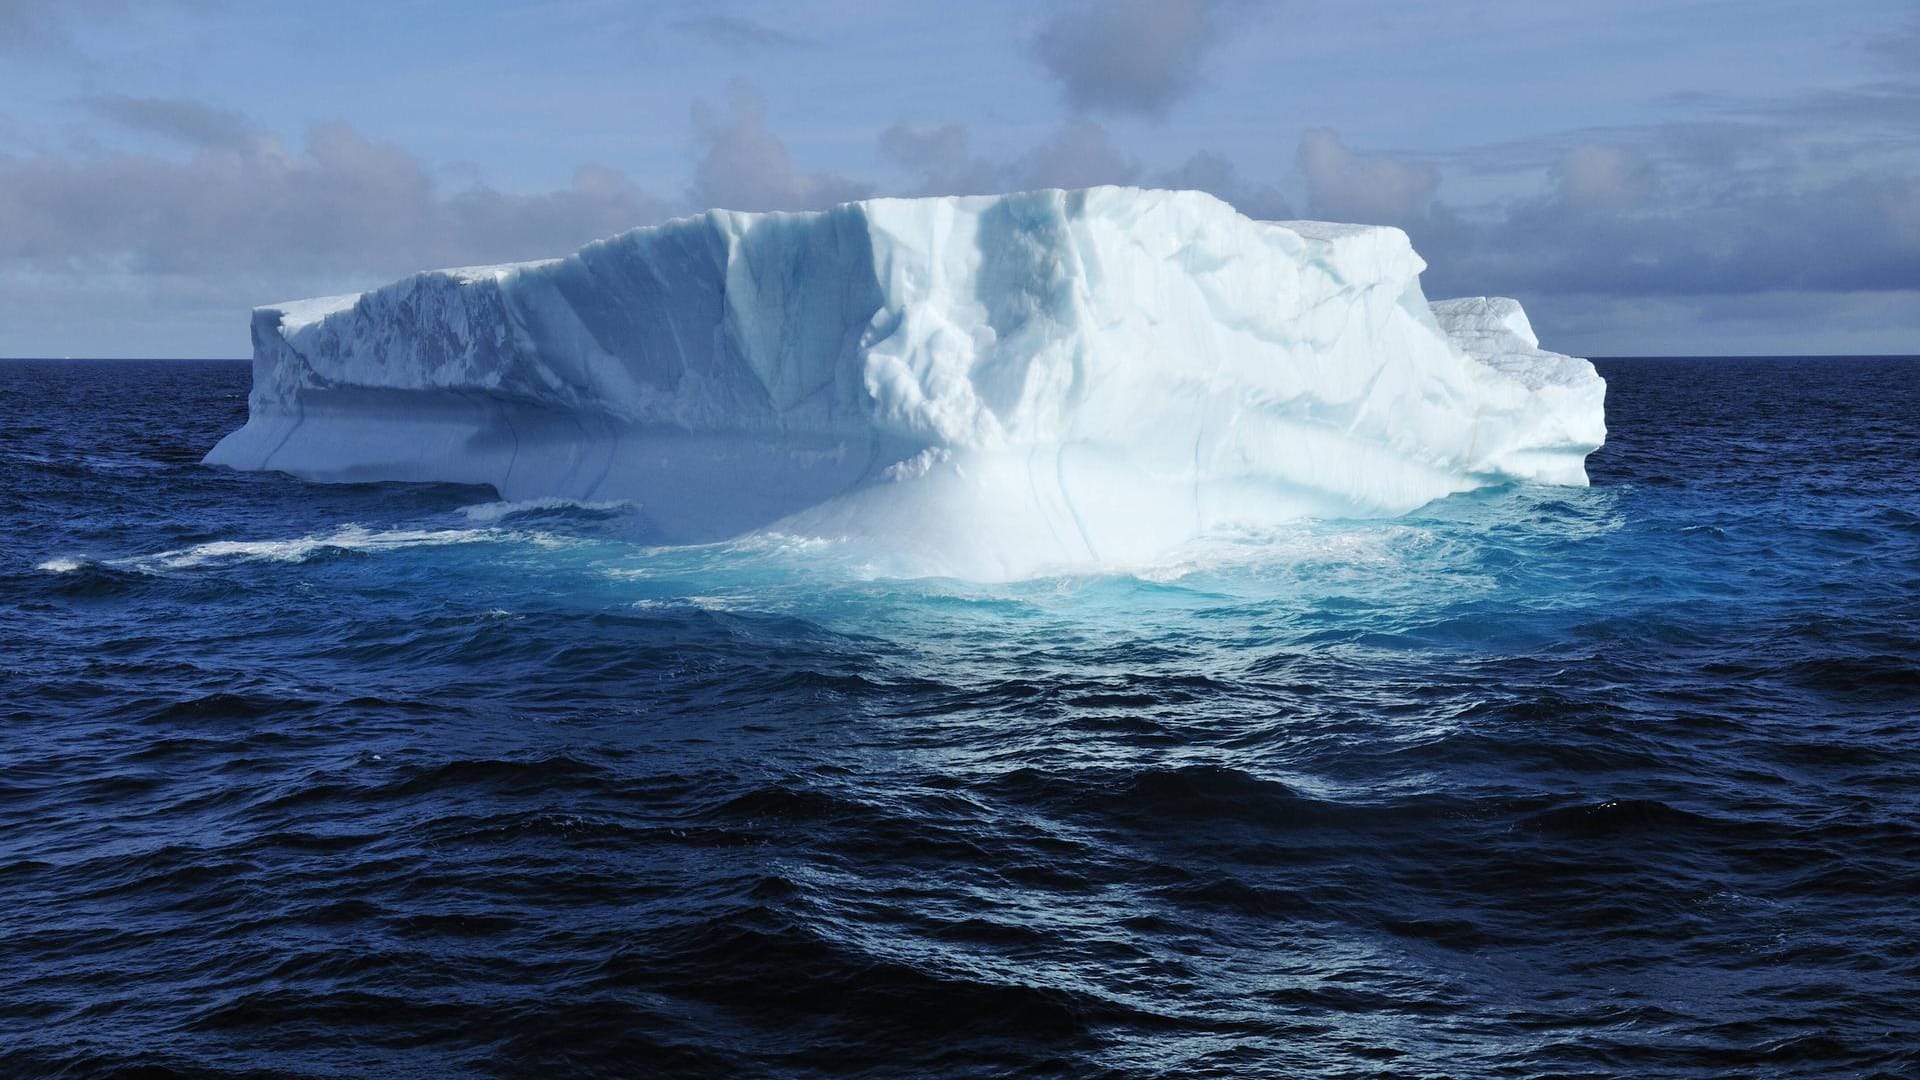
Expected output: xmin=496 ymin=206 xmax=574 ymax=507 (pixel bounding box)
xmin=2 ymin=357 xmax=1917 ymax=1077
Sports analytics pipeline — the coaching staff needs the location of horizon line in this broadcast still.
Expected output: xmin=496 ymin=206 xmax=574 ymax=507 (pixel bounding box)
xmin=5 ymin=353 xmax=1918 ymax=364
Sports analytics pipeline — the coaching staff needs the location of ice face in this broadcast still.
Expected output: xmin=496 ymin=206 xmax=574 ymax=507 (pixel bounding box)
xmin=1427 ymin=296 xmax=1609 ymax=486
xmin=205 ymin=186 xmax=1606 ymax=579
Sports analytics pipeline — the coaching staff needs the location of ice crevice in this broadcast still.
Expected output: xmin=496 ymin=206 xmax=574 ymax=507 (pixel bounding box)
xmin=206 ymin=186 xmax=1606 ymax=580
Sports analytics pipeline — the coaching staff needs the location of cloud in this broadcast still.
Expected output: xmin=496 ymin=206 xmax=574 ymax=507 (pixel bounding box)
xmin=0 ymin=116 xmax=674 ymax=356
xmin=1157 ymin=150 xmax=1293 ymax=220
xmin=878 ymin=119 xmax=1289 ymax=222
xmin=1290 ymin=121 xmax=1920 ymax=355
xmin=1297 ymin=128 xmax=1439 ymax=223
xmin=1552 ymin=144 xmax=1658 ymax=210
xmin=1268 ymin=125 xmax=1920 ymax=344
xmin=1672 ymin=83 xmax=1920 ymax=144
xmin=1032 ymin=0 xmax=1223 ymax=117
xmin=1011 ymin=119 xmax=1139 ymax=190
xmin=0 ymin=0 xmax=196 ymax=57
xmin=0 ymin=87 xmax=689 ymax=356
xmin=670 ymin=14 xmax=814 ymax=51
xmin=877 ymin=123 xmax=1005 ymax=195
xmin=0 ymin=113 xmax=667 ymax=283
xmin=689 ymin=80 xmax=871 ymax=211
xmin=79 ymin=95 xmax=257 ymax=151
xmin=1517 ymin=173 xmax=1920 ymax=298
xmin=1429 ymin=118 xmax=1788 ymax=183
xmin=11 ymin=62 xmax=1917 ymax=358
xmin=879 ymin=118 xmax=1140 ymax=194
xmin=0 ymin=0 xmax=104 ymax=53
xmin=1408 ymin=169 xmax=1920 ymax=306
xmin=1499 ymin=288 xmax=1920 ymax=357
xmin=1867 ymin=11 xmax=1920 ymax=68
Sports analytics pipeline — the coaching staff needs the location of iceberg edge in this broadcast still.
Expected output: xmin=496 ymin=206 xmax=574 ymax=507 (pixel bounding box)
xmin=206 ymin=186 xmax=1606 ymax=579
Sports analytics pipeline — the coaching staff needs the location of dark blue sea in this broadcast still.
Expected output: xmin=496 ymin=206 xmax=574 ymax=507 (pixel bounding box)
xmin=3 ymin=356 xmax=1917 ymax=1079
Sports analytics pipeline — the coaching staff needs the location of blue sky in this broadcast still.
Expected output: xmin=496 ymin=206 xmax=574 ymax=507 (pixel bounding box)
xmin=1 ymin=0 xmax=1916 ymax=357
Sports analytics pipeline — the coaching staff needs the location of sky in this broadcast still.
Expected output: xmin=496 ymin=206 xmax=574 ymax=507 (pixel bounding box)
xmin=1 ymin=0 xmax=1916 ymax=358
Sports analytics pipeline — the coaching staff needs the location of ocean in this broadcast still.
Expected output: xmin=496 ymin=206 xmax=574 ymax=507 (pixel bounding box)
xmin=3 ymin=356 xmax=1916 ymax=1078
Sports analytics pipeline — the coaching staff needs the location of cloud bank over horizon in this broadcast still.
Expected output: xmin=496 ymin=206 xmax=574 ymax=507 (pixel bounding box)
xmin=1 ymin=0 xmax=1915 ymax=357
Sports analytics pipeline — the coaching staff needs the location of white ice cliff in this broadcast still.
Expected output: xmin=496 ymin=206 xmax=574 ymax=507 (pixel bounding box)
xmin=205 ymin=187 xmax=1606 ymax=578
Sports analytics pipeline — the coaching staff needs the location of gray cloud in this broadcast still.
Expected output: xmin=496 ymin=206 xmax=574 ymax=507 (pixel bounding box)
xmin=0 ymin=0 xmax=199 ymax=57
xmin=1502 ymin=288 xmax=1920 ymax=357
xmin=11 ymin=57 xmax=1916 ymax=358
xmin=0 ymin=0 xmax=109 ymax=53
xmin=79 ymin=95 xmax=256 ymax=151
xmin=1551 ymin=143 xmax=1658 ymax=210
xmin=1298 ymin=128 xmax=1439 ymax=223
xmin=1323 ymin=140 xmax=1920 ymax=305
xmin=1673 ymin=83 xmax=1920 ymax=141
xmin=0 ymin=112 xmax=672 ymax=356
xmin=879 ymin=120 xmax=1289 ymax=220
xmin=670 ymin=14 xmax=815 ymax=51
xmin=1432 ymin=119 xmax=1790 ymax=182
xmin=1280 ymin=120 xmax=1920 ymax=354
xmin=1868 ymin=10 xmax=1920 ymax=68
xmin=1141 ymin=119 xmax=1920 ymax=348
xmin=1156 ymin=150 xmax=1293 ymax=221
xmin=1032 ymin=0 xmax=1222 ymax=117
xmin=0 ymin=89 xmax=685 ymax=357
xmin=1012 ymin=119 xmax=1139 ymax=189
xmin=1488 ymin=173 xmax=1920 ymax=299
xmin=877 ymin=123 xmax=1005 ymax=195
xmin=879 ymin=120 xmax=1144 ymax=195
xmin=689 ymin=81 xmax=871 ymax=211
xmin=0 ymin=114 xmax=667 ymax=282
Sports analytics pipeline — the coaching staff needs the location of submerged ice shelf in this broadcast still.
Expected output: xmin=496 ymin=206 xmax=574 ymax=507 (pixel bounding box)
xmin=206 ymin=187 xmax=1606 ymax=579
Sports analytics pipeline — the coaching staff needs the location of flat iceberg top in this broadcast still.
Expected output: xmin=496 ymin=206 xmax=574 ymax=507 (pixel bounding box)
xmin=267 ymin=292 xmax=363 ymax=333
xmin=1431 ymin=296 xmax=1592 ymax=392
xmin=210 ymin=186 xmax=1606 ymax=579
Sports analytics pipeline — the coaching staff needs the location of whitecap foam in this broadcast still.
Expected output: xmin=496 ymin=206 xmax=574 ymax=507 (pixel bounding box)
xmin=457 ymin=498 xmax=633 ymax=523
xmin=36 ymin=556 xmax=87 ymax=574
xmin=113 ymin=525 xmax=575 ymax=573
xmin=628 ymin=595 xmax=739 ymax=613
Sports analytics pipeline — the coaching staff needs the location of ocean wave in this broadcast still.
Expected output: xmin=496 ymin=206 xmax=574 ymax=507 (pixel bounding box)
xmin=456 ymin=497 xmax=635 ymax=523
xmin=11 ymin=357 xmax=1920 ymax=1080
xmin=37 ymin=524 xmax=581 ymax=577
xmin=128 ymin=526 xmax=539 ymax=571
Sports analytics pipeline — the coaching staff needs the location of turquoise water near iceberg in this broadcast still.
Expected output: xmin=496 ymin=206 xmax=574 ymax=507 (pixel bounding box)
xmin=2 ymin=356 xmax=1917 ymax=1078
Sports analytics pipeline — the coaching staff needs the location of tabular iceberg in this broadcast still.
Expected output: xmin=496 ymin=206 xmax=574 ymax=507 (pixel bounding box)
xmin=206 ymin=187 xmax=1605 ymax=578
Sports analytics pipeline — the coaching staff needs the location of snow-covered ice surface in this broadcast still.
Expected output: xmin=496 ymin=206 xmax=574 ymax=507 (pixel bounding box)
xmin=206 ymin=187 xmax=1605 ymax=579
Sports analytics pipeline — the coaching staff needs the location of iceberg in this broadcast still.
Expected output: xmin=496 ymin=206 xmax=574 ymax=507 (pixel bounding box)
xmin=205 ymin=187 xmax=1605 ymax=578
